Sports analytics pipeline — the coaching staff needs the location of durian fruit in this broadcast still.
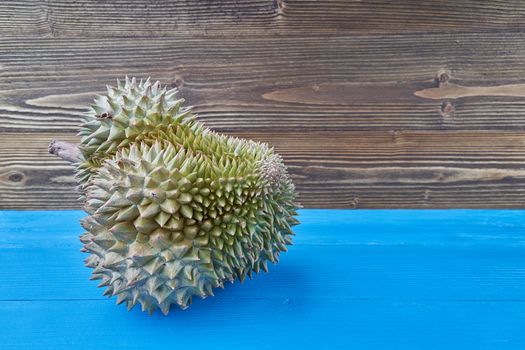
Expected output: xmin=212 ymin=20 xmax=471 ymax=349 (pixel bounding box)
xmin=78 ymin=77 xmax=299 ymax=315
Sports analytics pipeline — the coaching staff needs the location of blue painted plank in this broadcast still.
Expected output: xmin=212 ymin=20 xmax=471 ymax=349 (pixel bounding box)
xmin=2 ymin=245 xmax=525 ymax=301
xmin=0 ymin=300 xmax=524 ymax=350
xmin=0 ymin=210 xmax=525 ymax=349
xmin=3 ymin=209 xmax=525 ymax=247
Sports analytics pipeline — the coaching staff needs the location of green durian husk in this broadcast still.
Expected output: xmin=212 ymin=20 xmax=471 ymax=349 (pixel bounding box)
xmin=77 ymin=77 xmax=193 ymax=192
xmin=78 ymin=78 xmax=299 ymax=315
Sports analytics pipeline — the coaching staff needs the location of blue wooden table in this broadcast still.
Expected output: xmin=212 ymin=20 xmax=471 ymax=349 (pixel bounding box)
xmin=1 ymin=210 xmax=524 ymax=349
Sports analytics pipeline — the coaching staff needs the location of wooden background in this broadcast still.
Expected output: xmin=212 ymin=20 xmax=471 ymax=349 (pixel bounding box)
xmin=2 ymin=0 xmax=525 ymax=209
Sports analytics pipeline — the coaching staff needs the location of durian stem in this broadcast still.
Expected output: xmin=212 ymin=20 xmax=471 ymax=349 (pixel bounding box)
xmin=48 ymin=140 xmax=81 ymax=163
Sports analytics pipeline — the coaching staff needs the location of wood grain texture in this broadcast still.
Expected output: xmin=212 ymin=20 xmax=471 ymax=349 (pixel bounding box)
xmin=1 ymin=1 xmax=525 ymax=208
xmin=3 ymin=34 xmax=525 ymax=133
xmin=1 ymin=210 xmax=525 ymax=348
xmin=3 ymin=131 xmax=525 ymax=209
xmin=4 ymin=0 xmax=525 ymax=37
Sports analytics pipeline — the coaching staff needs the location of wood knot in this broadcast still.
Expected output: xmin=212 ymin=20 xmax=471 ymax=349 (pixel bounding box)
xmin=8 ymin=172 xmax=24 ymax=183
xmin=173 ymin=75 xmax=184 ymax=89
xmin=436 ymin=69 xmax=451 ymax=87
xmin=440 ymin=101 xmax=455 ymax=118
xmin=273 ymin=0 xmax=285 ymax=14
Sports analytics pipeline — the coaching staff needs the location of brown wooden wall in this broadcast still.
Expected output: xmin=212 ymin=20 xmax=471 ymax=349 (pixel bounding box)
xmin=2 ymin=0 xmax=525 ymax=209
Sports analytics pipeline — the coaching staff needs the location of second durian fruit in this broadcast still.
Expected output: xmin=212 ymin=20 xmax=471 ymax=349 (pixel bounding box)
xmin=78 ymin=78 xmax=299 ymax=315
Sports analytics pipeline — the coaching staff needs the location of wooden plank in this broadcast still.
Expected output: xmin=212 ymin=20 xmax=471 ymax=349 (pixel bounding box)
xmin=1 ymin=210 xmax=525 ymax=349
xmin=4 ymin=0 xmax=525 ymax=37
xmin=2 ymin=131 xmax=525 ymax=209
xmin=3 ymin=34 xmax=525 ymax=133
xmin=2 ymin=299 xmax=525 ymax=349
xmin=3 ymin=210 xmax=525 ymax=301
xmin=2 ymin=5 xmax=525 ymax=209
xmin=7 ymin=242 xmax=525 ymax=301
xmin=0 ymin=133 xmax=78 ymax=209
xmin=4 ymin=209 xmax=525 ymax=247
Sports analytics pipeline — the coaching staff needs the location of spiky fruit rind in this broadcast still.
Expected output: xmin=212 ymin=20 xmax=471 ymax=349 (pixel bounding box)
xmin=79 ymin=78 xmax=299 ymax=315
xmin=77 ymin=77 xmax=192 ymax=190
